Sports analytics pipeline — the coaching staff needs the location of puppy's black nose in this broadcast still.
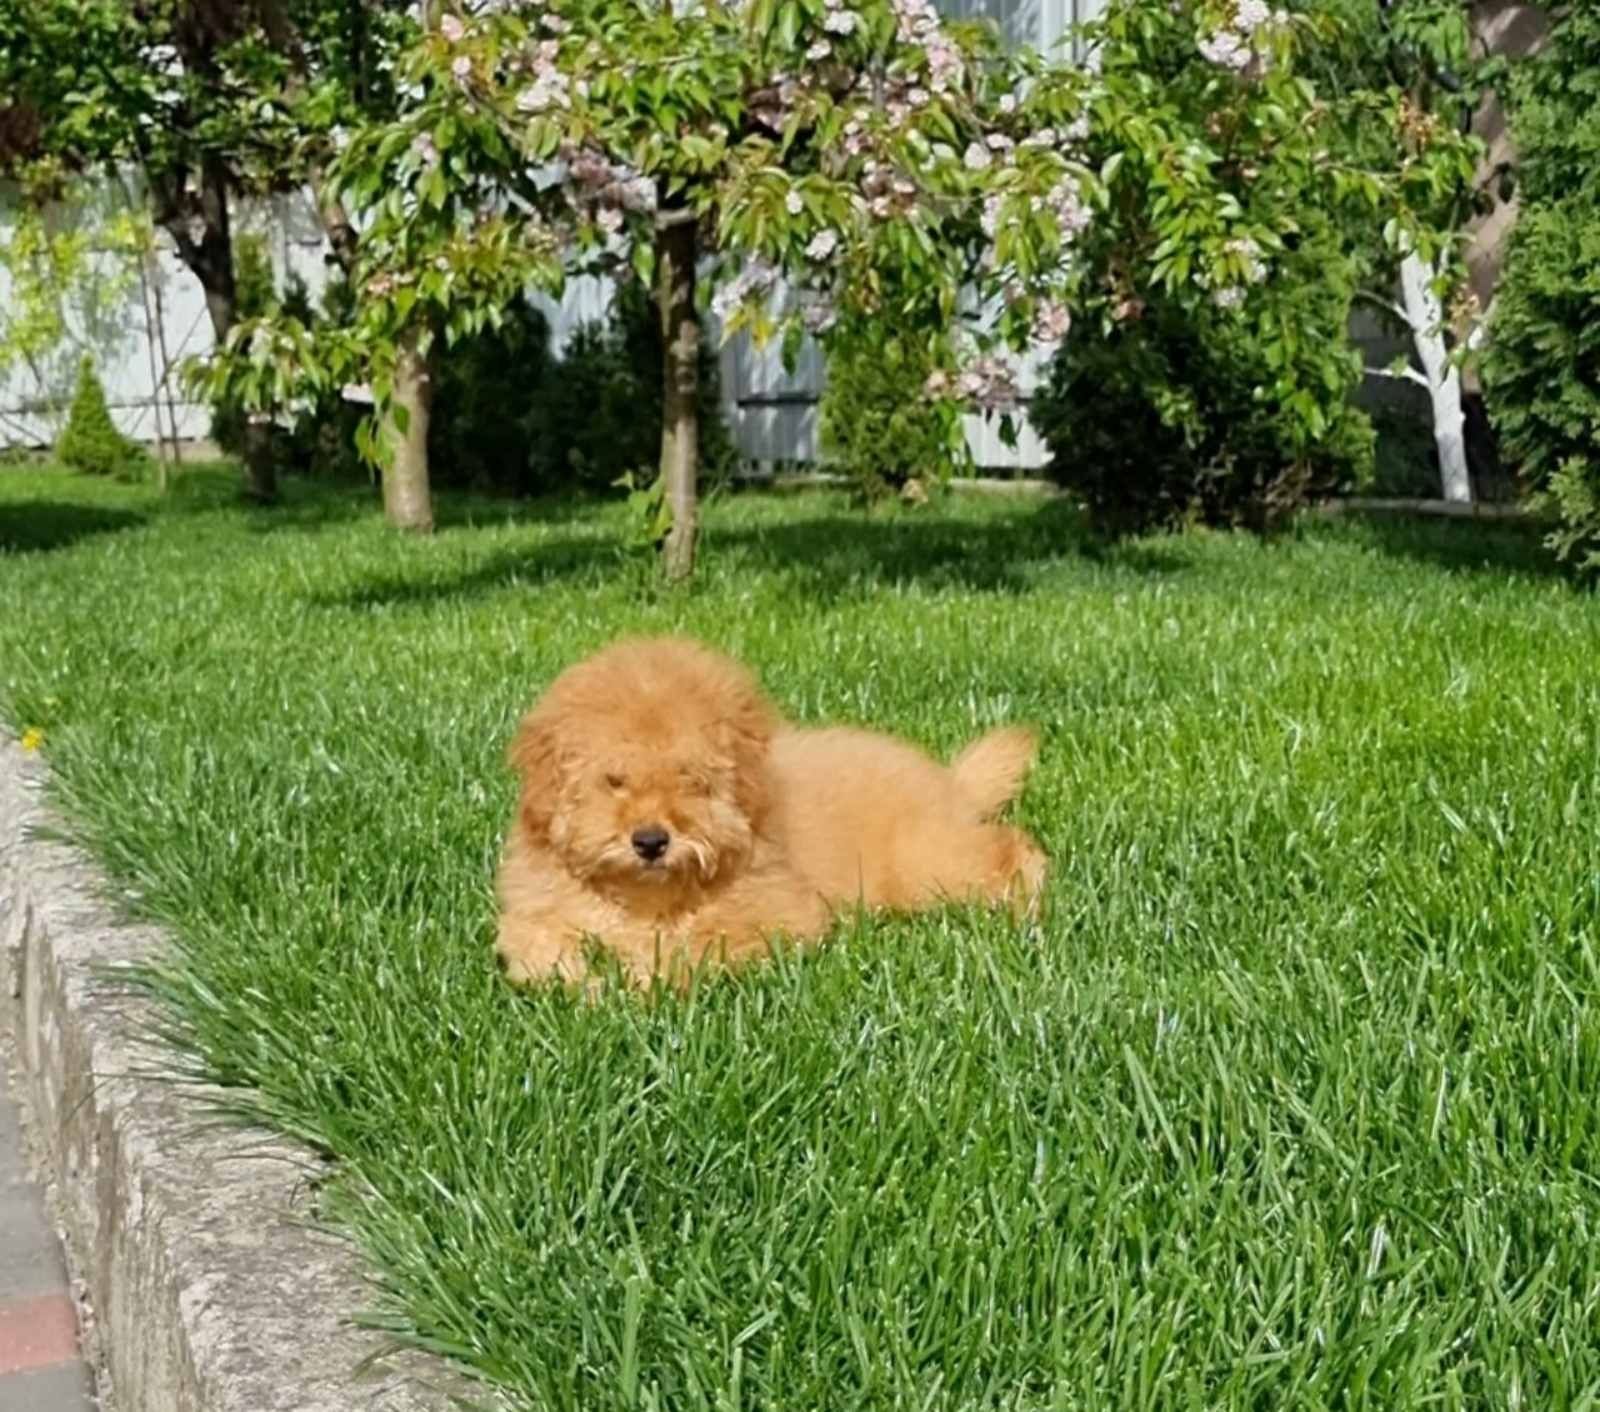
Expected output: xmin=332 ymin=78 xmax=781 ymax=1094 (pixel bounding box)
xmin=631 ymin=825 xmax=670 ymax=861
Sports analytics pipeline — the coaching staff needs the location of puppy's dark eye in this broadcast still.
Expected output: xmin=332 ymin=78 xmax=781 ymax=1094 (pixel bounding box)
xmin=605 ymin=772 xmax=625 ymax=790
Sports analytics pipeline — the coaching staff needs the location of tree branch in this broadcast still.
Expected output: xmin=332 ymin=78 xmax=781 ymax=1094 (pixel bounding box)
xmin=1354 ymin=288 xmax=1411 ymax=326
xmin=654 ymin=206 xmax=698 ymax=230
xmin=1365 ymin=363 xmax=1430 ymax=389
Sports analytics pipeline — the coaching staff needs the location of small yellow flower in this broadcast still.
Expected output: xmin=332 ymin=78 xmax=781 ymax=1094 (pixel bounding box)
xmin=20 ymin=727 xmax=44 ymax=752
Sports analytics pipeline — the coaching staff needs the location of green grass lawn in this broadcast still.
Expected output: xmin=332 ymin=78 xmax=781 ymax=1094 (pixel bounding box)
xmin=4 ymin=464 xmax=1600 ymax=1410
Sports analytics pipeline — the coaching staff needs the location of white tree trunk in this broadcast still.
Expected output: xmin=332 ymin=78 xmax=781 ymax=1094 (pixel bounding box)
xmin=1399 ymin=250 xmax=1472 ymax=504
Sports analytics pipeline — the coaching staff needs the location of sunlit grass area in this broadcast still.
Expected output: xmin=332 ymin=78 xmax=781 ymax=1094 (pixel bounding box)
xmin=3 ymin=463 xmax=1598 ymax=1409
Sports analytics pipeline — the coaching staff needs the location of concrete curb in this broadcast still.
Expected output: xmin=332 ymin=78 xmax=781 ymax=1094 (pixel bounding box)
xmin=0 ymin=736 xmax=476 ymax=1412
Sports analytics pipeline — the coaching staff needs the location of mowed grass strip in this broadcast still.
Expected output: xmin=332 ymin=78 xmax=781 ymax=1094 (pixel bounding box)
xmin=3 ymin=465 xmax=1600 ymax=1410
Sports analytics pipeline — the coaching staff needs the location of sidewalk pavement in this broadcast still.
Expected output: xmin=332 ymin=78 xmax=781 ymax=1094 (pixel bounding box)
xmin=0 ymin=1063 xmax=96 ymax=1412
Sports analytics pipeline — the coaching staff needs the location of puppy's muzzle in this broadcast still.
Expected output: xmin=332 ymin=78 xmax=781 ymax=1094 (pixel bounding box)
xmin=631 ymin=825 xmax=670 ymax=863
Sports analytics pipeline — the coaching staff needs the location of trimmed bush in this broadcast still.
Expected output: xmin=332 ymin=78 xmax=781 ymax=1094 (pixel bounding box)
xmin=819 ymin=309 xmax=964 ymax=501
xmin=526 ymin=280 xmax=735 ymax=495
xmin=428 ymin=297 xmax=553 ymax=493
xmin=56 ymin=355 xmax=144 ymax=478
xmin=1020 ymin=0 xmax=1380 ymax=537
xmin=1030 ymin=259 xmax=1373 ymax=536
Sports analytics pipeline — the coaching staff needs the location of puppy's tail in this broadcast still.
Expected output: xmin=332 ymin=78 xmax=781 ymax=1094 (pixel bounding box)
xmin=951 ymin=725 xmax=1039 ymax=818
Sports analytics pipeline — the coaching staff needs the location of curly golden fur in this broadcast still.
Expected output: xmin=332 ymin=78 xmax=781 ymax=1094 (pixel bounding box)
xmin=495 ymin=636 xmax=1046 ymax=986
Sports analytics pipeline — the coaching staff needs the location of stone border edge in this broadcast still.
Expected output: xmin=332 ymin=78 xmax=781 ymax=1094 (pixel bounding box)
xmin=0 ymin=733 xmax=479 ymax=1412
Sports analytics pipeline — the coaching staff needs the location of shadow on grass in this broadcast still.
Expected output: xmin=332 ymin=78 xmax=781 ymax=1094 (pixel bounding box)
xmin=1333 ymin=509 xmax=1575 ymax=585
xmin=318 ymin=534 xmax=633 ymax=611
xmin=707 ymin=496 xmax=1193 ymax=600
xmin=309 ymin=493 xmax=1189 ymax=612
xmin=0 ymin=500 xmax=146 ymax=554
xmin=240 ymin=484 xmax=380 ymax=535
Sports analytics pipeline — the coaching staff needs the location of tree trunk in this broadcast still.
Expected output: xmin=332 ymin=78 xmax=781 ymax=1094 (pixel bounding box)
xmin=382 ymin=331 xmax=435 ymax=533
xmin=154 ymin=155 xmax=277 ymax=502
xmin=657 ymin=212 xmax=699 ymax=582
xmin=131 ymin=228 xmax=172 ymax=490
xmin=1399 ymin=250 xmax=1472 ymax=505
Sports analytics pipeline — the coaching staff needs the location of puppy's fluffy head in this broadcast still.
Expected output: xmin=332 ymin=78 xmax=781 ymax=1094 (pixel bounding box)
xmin=508 ymin=637 xmax=776 ymax=889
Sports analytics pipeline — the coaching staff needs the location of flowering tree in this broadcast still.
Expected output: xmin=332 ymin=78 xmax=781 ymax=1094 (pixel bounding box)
xmin=207 ymin=0 xmax=1103 ymax=572
xmin=1304 ymin=0 xmax=1492 ymax=504
xmin=1017 ymin=0 xmax=1487 ymax=531
xmin=204 ymin=0 xmax=1469 ymax=567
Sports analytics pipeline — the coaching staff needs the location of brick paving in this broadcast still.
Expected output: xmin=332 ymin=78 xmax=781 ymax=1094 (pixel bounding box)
xmin=0 ymin=1065 xmax=96 ymax=1411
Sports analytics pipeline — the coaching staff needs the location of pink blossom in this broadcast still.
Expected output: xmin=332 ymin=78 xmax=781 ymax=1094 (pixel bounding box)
xmin=926 ymin=41 xmax=962 ymax=91
xmin=711 ymin=261 xmax=779 ymax=321
xmin=438 ymin=13 xmax=465 ymax=43
xmin=596 ymin=207 xmax=623 ymax=235
xmin=958 ymin=355 xmax=1021 ymax=410
xmin=805 ymin=229 xmax=840 ymax=261
xmin=1224 ymin=236 xmax=1268 ymax=283
xmin=801 ymin=297 xmax=837 ymax=334
xmin=516 ymin=72 xmax=570 ymax=112
xmin=1048 ymin=180 xmax=1092 ymax=239
xmin=451 ymin=54 xmax=473 ymax=81
xmin=1235 ymin=0 xmax=1270 ymax=31
xmin=892 ymin=0 xmax=941 ymax=43
xmin=1032 ymin=300 xmax=1071 ymax=342
xmin=1198 ymin=30 xmax=1250 ymax=70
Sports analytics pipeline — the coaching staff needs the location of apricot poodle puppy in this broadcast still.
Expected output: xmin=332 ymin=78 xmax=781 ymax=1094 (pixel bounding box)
xmin=495 ymin=636 xmax=1046 ymax=986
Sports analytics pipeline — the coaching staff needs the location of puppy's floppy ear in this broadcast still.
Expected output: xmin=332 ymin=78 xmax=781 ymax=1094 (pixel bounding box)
xmin=507 ymin=709 xmax=562 ymax=840
xmin=715 ymin=673 xmax=778 ymax=821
